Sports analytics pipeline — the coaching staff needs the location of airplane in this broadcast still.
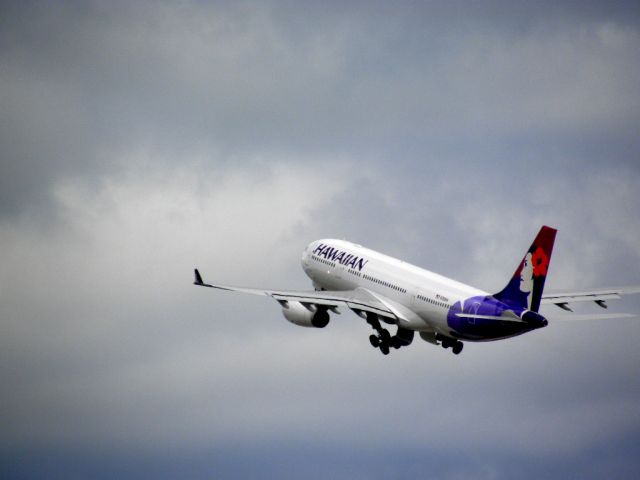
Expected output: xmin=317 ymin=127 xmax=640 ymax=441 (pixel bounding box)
xmin=193 ymin=226 xmax=639 ymax=355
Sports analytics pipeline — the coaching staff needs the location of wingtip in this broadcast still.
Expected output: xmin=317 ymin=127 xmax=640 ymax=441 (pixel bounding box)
xmin=194 ymin=268 xmax=203 ymax=285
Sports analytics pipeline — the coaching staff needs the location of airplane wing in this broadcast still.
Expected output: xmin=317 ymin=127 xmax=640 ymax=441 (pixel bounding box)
xmin=193 ymin=269 xmax=398 ymax=322
xmin=541 ymin=286 xmax=640 ymax=312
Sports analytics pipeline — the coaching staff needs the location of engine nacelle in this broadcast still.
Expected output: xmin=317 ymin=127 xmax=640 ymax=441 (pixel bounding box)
xmin=281 ymin=301 xmax=330 ymax=328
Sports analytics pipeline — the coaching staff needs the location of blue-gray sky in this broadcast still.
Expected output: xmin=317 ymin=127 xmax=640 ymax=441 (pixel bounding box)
xmin=1 ymin=1 xmax=640 ymax=479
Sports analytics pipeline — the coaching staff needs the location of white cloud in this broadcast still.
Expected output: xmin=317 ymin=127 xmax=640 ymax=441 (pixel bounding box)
xmin=0 ymin=157 xmax=357 ymax=447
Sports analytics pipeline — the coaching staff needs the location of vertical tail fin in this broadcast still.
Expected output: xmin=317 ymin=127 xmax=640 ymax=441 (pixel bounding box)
xmin=494 ymin=226 xmax=557 ymax=312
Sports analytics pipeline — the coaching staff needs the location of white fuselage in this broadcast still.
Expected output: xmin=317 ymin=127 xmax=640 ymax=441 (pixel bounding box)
xmin=301 ymin=239 xmax=487 ymax=335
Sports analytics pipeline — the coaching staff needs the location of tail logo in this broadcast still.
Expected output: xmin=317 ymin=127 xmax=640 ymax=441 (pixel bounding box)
xmin=519 ymin=253 xmax=534 ymax=305
xmin=532 ymin=246 xmax=549 ymax=277
xmin=495 ymin=226 xmax=557 ymax=313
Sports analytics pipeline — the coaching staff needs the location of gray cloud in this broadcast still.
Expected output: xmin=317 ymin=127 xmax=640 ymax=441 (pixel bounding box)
xmin=1 ymin=1 xmax=640 ymax=478
xmin=2 ymin=1 xmax=639 ymax=218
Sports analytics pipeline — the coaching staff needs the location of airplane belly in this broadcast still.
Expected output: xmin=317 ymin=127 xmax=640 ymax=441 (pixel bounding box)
xmin=414 ymin=307 xmax=450 ymax=334
xmin=450 ymin=323 xmax=533 ymax=342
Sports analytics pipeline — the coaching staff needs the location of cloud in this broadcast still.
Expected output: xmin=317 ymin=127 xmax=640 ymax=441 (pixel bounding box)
xmin=0 ymin=158 xmax=353 ymax=448
xmin=2 ymin=1 xmax=639 ymax=220
xmin=1 ymin=1 xmax=640 ymax=478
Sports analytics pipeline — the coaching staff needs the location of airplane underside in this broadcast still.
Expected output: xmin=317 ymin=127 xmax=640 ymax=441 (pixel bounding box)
xmin=363 ymin=312 xmax=465 ymax=355
xmin=450 ymin=322 xmax=536 ymax=342
xmin=363 ymin=311 xmax=540 ymax=355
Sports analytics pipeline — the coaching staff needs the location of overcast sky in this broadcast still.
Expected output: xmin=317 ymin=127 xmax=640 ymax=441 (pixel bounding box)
xmin=2 ymin=1 xmax=640 ymax=479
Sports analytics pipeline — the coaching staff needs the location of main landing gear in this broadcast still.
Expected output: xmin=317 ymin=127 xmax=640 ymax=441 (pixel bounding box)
xmin=438 ymin=335 xmax=464 ymax=355
xmin=369 ymin=331 xmax=392 ymax=355
xmin=366 ymin=313 xmax=413 ymax=355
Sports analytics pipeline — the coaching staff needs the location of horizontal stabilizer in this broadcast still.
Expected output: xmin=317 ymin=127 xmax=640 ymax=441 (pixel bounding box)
xmin=549 ymin=313 xmax=636 ymax=321
xmin=542 ymin=286 xmax=640 ymax=310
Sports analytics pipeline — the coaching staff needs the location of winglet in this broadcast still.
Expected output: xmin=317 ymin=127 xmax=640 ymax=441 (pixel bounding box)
xmin=194 ymin=268 xmax=204 ymax=285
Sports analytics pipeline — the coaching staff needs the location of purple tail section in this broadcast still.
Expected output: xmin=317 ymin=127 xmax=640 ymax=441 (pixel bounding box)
xmin=493 ymin=226 xmax=557 ymax=312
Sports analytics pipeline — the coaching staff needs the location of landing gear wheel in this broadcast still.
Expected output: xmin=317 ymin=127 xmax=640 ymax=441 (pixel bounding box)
xmin=452 ymin=341 xmax=463 ymax=355
xmin=380 ymin=343 xmax=390 ymax=355
xmin=380 ymin=329 xmax=391 ymax=343
xmin=369 ymin=335 xmax=380 ymax=348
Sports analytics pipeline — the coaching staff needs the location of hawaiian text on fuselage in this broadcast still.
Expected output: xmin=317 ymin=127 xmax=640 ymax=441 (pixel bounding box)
xmin=312 ymin=244 xmax=369 ymax=271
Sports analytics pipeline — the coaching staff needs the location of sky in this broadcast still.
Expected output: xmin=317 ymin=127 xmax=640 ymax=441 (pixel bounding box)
xmin=1 ymin=1 xmax=640 ymax=478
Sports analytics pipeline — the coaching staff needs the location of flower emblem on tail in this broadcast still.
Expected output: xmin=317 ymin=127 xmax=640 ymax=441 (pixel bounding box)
xmin=531 ymin=246 xmax=549 ymax=277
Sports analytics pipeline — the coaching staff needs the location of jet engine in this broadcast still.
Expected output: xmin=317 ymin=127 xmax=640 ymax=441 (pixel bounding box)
xmin=281 ymin=301 xmax=330 ymax=328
